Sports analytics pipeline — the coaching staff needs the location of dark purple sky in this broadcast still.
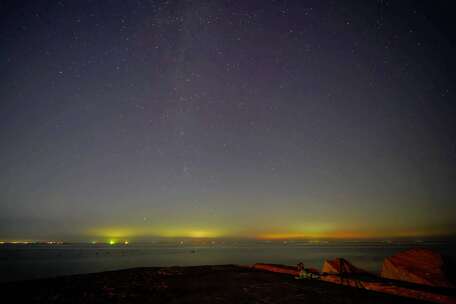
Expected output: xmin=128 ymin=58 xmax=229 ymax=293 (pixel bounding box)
xmin=1 ymin=0 xmax=455 ymax=241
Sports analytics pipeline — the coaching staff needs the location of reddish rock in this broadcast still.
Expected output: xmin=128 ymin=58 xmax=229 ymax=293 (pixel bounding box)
xmin=252 ymin=263 xmax=300 ymax=276
xmin=320 ymin=274 xmax=456 ymax=304
xmin=380 ymin=248 xmax=454 ymax=288
xmin=322 ymin=258 xmax=369 ymax=275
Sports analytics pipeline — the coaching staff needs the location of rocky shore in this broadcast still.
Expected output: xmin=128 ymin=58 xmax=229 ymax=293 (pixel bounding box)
xmin=1 ymin=264 xmax=431 ymax=303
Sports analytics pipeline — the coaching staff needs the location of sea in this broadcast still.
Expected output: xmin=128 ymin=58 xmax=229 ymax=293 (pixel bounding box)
xmin=1 ymin=239 xmax=455 ymax=283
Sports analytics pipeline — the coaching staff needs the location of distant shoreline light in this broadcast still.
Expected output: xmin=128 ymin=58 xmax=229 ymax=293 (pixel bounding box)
xmin=0 ymin=241 xmax=64 ymax=245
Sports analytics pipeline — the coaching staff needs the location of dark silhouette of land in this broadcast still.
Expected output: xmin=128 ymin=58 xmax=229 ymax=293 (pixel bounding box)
xmin=1 ymin=265 xmax=431 ymax=303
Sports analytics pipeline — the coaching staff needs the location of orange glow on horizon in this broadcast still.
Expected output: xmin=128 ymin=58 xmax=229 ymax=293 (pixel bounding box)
xmin=256 ymin=229 xmax=448 ymax=240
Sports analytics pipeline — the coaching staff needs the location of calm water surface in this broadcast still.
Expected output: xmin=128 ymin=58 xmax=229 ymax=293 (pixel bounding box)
xmin=1 ymin=240 xmax=454 ymax=283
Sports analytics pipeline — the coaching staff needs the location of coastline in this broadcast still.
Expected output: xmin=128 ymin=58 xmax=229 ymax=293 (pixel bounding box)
xmin=1 ymin=264 xmax=431 ymax=303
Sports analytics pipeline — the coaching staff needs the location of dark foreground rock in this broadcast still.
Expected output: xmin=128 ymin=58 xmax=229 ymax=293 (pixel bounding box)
xmin=0 ymin=265 xmax=432 ymax=304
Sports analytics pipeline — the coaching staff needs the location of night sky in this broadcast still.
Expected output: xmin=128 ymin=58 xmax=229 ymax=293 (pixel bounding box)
xmin=1 ymin=0 xmax=455 ymax=242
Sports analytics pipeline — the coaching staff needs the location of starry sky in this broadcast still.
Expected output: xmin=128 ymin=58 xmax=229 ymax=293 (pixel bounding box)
xmin=1 ymin=0 xmax=455 ymax=242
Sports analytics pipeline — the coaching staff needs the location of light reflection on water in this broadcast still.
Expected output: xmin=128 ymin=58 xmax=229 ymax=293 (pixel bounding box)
xmin=0 ymin=241 xmax=454 ymax=282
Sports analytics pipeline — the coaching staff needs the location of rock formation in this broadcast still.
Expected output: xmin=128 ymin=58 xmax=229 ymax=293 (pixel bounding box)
xmin=322 ymin=258 xmax=369 ymax=275
xmin=380 ymin=248 xmax=454 ymax=288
